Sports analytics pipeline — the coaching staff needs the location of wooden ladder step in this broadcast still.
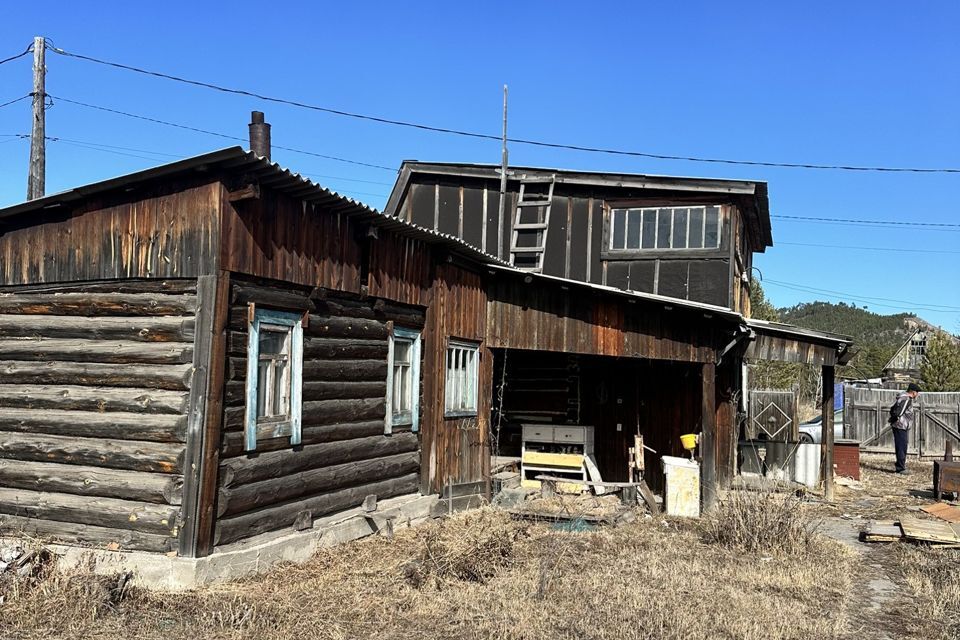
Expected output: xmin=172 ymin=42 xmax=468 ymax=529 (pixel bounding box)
xmin=517 ymin=200 xmax=551 ymax=207
xmin=513 ymin=222 xmax=548 ymax=230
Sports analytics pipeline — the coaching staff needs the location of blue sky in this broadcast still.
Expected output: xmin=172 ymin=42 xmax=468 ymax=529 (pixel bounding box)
xmin=1 ymin=2 xmax=958 ymax=329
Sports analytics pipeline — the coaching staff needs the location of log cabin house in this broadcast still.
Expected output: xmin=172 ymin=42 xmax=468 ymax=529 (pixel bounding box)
xmin=0 ymin=129 xmax=853 ymax=561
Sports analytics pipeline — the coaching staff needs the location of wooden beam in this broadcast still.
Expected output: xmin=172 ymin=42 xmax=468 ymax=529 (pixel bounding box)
xmin=821 ymin=365 xmax=835 ymax=502
xmin=226 ymin=183 xmax=260 ymax=203
xmin=701 ymin=362 xmax=717 ymax=511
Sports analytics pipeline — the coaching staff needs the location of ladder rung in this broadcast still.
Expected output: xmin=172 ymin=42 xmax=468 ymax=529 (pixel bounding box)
xmin=517 ymin=200 xmax=551 ymax=207
xmin=520 ymin=177 xmax=556 ymax=184
xmin=514 ymin=223 xmax=548 ymax=230
xmin=510 ymin=246 xmax=545 ymax=253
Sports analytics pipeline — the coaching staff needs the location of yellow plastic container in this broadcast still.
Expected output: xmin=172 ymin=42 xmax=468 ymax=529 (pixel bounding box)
xmin=680 ymin=433 xmax=698 ymax=451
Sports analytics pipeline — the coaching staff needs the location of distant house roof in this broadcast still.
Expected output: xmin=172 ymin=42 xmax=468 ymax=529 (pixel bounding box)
xmin=384 ymin=161 xmax=773 ymax=251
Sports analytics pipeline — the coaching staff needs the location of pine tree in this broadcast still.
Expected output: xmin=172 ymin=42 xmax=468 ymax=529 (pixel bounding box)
xmin=920 ymin=331 xmax=960 ymax=392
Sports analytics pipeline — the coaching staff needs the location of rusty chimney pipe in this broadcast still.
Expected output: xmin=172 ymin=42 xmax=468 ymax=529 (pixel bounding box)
xmin=248 ymin=111 xmax=271 ymax=160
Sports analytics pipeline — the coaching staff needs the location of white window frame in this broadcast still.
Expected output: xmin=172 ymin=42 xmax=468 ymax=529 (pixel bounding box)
xmin=608 ymin=205 xmax=722 ymax=252
xmin=244 ymin=307 xmax=304 ymax=452
xmin=444 ymin=339 xmax=480 ymax=418
xmin=385 ymin=326 xmax=422 ymax=434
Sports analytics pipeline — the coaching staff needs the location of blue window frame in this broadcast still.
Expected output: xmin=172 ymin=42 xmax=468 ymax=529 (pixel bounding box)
xmin=385 ymin=326 xmax=421 ymax=434
xmin=244 ymin=308 xmax=304 ymax=452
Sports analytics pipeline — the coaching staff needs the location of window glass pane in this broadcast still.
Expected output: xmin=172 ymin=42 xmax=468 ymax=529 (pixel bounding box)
xmin=672 ymin=208 xmax=688 ymax=249
xmin=257 ymin=361 xmax=269 ymax=418
xmin=704 ymin=206 xmax=720 ymax=248
xmin=688 ymin=207 xmax=704 ymax=249
xmin=394 ymin=340 xmax=411 ymax=365
xmin=626 ymin=209 xmax=642 ymax=249
xmin=611 ymin=209 xmax=626 ymax=249
xmin=641 ymin=210 xmax=656 ymax=249
xmin=657 ymin=209 xmax=672 ymax=249
xmin=259 ymin=330 xmax=286 ymax=357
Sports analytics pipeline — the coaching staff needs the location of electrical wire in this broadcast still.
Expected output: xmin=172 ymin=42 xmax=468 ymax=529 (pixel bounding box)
xmin=0 ymin=94 xmax=31 ymax=110
xmin=0 ymin=45 xmax=32 ymax=67
xmin=45 ymin=43 xmax=960 ymax=175
xmin=776 ymin=241 xmax=960 ymax=255
xmin=772 ymin=214 xmax=960 ymax=230
xmin=48 ymin=94 xmax=396 ymax=172
xmin=763 ymin=278 xmax=960 ymax=313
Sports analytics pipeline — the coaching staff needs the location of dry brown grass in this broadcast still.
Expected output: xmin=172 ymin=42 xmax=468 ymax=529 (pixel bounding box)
xmin=1 ymin=506 xmax=853 ymax=640
xmin=893 ymin=545 xmax=960 ymax=640
xmin=704 ymin=489 xmax=821 ymax=556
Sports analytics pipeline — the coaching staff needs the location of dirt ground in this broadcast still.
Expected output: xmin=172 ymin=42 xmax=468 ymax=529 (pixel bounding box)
xmin=1 ymin=453 xmax=957 ymax=640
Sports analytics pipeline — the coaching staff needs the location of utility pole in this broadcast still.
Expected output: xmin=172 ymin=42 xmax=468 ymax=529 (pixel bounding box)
xmin=27 ymin=36 xmax=46 ymax=200
xmin=497 ymin=85 xmax=508 ymax=260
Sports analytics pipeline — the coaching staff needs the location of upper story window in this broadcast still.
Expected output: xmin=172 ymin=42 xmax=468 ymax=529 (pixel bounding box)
xmin=609 ymin=205 xmax=722 ymax=251
xmin=244 ymin=308 xmax=304 ymax=452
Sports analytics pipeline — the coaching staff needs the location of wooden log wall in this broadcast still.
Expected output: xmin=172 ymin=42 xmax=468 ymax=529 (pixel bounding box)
xmin=420 ymin=264 xmax=491 ymax=495
xmin=214 ymin=278 xmax=425 ymax=547
xmin=0 ymin=280 xmax=198 ymax=552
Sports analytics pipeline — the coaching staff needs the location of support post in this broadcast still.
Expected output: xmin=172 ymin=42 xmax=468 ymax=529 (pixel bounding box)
xmin=821 ymin=365 xmax=835 ymax=501
xmin=701 ymin=362 xmax=717 ymax=511
xmin=496 ymin=84 xmax=508 ymax=260
xmin=27 ymin=36 xmax=45 ymax=201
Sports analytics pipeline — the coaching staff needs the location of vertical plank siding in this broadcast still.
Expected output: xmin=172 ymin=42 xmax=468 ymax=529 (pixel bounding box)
xmin=0 ymin=180 xmax=221 ymax=285
xmin=0 ymin=280 xmax=199 ymax=552
xmin=212 ymin=278 xmax=425 ymax=547
xmin=420 ymin=264 xmax=491 ymax=495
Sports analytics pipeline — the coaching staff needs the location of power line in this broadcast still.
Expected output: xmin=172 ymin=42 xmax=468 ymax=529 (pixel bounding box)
xmin=300 ymin=173 xmax=395 ymax=187
xmin=776 ymin=241 xmax=960 ymax=255
xmin=773 ymin=214 xmax=960 ymax=230
xmin=49 ymin=94 xmax=397 ymax=172
xmin=0 ymin=94 xmax=31 ymax=110
xmin=764 ymin=278 xmax=960 ymax=313
xmin=45 ymin=42 xmax=960 ymax=175
xmin=0 ymin=45 xmax=32 ymax=67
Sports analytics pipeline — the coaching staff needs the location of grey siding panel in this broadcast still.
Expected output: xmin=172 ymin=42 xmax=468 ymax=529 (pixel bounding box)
xmin=688 ymin=260 xmax=730 ymax=307
xmin=437 ymin=185 xmax=460 ymax=236
xmin=589 ymin=198 xmax=604 ymax=284
xmin=605 ymin=262 xmax=630 ymax=290
xmin=542 ymin=195 xmax=568 ymax=277
xmin=628 ymin=261 xmax=656 ymax=294
xmin=658 ymin=260 xmax=689 ymax=300
xmin=462 ymin=186 xmax=484 ymax=249
xmin=569 ymin=198 xmax=590 ymax=281
xmin=485 ymin=189 xmax=502 ymax=259
xmin=409 ymin=182 xmax=436 ymax=230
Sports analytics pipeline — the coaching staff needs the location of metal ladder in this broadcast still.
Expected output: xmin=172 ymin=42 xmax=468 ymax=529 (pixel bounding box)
xmin=509 ymin=174 xmax=556 ymax=272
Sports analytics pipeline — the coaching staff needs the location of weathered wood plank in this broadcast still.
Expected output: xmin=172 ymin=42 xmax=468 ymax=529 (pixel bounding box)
xmin=0 ymin=408 xmax=186 ymax=442
xmin=0 ymin=292 xmax=197 ymax=316
xmin=0 ymin=385 xmax=189 ymax=415
xmin=0 ymin=314 xmax=195 ymax=342
xmin=218 ymin=451 xmax=418 ymax=516
xmin=0 ymin=432 xmax=183 ymax=473
xmin=220 ymin=419 xmax=386 ymax=458
xmin=214 ymin=473 xmax=419 ymax=546
xmin=220 ymin=432 xmax=418 ymax=487
xmin=0 ymin=338 xmax=193 ymax=364
xmin=0 ymin=513 xmax=176 ymax=552
xmin=0 ymin=279 xmax=197 ymax=296
xmin=0 ymin=459 xmax=182 ymax=504
xmin=0 ymin=360 xmax=193 ymax=391
xmin=0 ymin=487 xmax=178 ymax=536
xmin=231 ymin=283 xmax=314 ymax=311
xmin=225 ymin=397 xmax=385 ymax=430
xmin=224 ymin=380 xmax=386 ymax=405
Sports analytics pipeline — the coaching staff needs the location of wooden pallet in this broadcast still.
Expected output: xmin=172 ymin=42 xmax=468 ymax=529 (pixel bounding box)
xmin=899 ymin=516 xmax=960 ymax=544
xmin=860 ymin=520 xmax=903 ymax=543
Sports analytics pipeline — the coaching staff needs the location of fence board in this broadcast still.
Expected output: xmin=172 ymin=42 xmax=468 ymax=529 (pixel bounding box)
xmin=843 ymin=385 xmax=959 ymax=457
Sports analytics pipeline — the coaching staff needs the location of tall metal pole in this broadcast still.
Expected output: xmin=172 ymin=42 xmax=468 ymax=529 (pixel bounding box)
xmin=497 ymin=85 xmax=508 ymax=260
xmin=27 ymin=36 xmax=46 ymax=201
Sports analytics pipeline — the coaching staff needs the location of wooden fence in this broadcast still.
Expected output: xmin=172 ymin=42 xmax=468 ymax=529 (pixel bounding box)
xmin=747 ymin=390 xmax=798 ymax=441
xmin=844 ymin=386 xmax=960 ymax=457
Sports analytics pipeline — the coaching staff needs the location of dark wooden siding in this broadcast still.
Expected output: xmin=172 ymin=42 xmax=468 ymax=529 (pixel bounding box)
xmin=213 ymin=278 xmax=424 ymax=547
xmin=367 ymin=233 xmax=431 ymax=307
xmin=420 ymin=264 xmax=491 ymax=495
xmin=0 ymin=280 xmax=198 ymax=552
xmin=487 ymin=276 xmax=720 ymax=363
xmin=0 ymin=180 xmax=221 ymax=286
xmin=396 ymin=176 xmax=748 ymax=308
xmin=220 ymin=187 xmax=362 ymax=294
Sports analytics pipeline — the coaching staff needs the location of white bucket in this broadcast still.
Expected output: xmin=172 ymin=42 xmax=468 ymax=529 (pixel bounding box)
xmin=661 ymin=455 xmax=700 ymax=518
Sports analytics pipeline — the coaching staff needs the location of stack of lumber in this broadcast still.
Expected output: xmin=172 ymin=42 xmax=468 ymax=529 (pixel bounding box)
xmin=861 ymin=514 xmax=960 ymax=547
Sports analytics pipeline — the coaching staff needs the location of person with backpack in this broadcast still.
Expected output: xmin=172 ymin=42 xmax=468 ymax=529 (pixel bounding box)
xmin=889 ymin=383 xmax=921 ymax=474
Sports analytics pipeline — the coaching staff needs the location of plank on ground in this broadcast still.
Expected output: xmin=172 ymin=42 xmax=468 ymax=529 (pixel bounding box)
xmin=899 ymin=516 xmax=960 ymax=544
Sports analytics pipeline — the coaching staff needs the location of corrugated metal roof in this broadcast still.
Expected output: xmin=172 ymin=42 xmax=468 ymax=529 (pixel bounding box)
xmin=0 ymin=147 xmax=849 ymax=357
